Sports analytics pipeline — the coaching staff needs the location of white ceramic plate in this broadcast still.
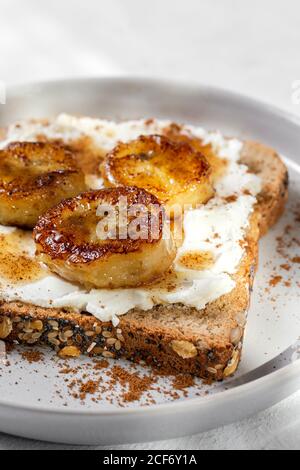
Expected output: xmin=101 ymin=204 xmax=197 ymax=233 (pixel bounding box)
xmin=0 ymin=78 xmax=299 ymax=445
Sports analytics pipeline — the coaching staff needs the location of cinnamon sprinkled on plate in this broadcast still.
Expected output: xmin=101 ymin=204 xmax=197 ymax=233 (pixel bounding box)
xmin=172 ymin=374 xmax=194 ymax=390
xmin=269 ymin=275 xmax=282 ymax=287
xmin=21 ymin=350 xmax=44 ymax=363
xmin=109 ymin=365 xmax=154 ymax=403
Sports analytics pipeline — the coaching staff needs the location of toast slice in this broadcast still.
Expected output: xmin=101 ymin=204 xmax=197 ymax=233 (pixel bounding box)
xmin=0 ymin=140 xmax=288 ymax=380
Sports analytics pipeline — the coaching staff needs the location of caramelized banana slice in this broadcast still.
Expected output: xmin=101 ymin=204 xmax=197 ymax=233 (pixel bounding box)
xmin=0 ymin=142 xmax=87 ymax=228
xmin=34 ymin=187 xmax=176 ymax=289
xmin=102 ymin=135 xmax=214 ymax=211
xmin=163 ymin=124 xmax=228 ymax=181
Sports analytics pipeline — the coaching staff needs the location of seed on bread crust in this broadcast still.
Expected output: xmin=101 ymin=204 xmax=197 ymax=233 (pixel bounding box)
xmin=170 ymin=340 xmax=197 ymax=359
xmin=102 ymin=350 xmax=115 ymax=358
xmin=0 ymin=317 xmax=12 ymax=339
xmin=48 ymin=320 xmax=59 ymax=330
xmin=102 ymin=329 xmax=113 ymax=338
xmin=30 ymin=320 xmax=43 ymax=331
xmin=106 ymin=337 xmax=116 ymax=345
xmin=223 ymin=350 xmax=240 ymax=377
xmin=59 ymin=345 xmax=81 ymax=358
xmin=230 ymin=326 xmax=242 ymax=345
xmin=206 ymin=366 xmax=218 ymax=375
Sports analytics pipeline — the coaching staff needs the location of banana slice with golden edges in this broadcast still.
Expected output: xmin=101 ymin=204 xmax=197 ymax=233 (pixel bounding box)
xmin=102 ymin=135 xmax=214 ymax=212
xmin=34 ymin=186 xmax=176 ymax=289
xmin=163 ymin=124 xmax=228 ymax=181
xmin=0 ymin=142 xmax=87 ymax=228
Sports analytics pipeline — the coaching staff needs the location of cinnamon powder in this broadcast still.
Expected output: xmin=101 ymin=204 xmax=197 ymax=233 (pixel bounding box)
xmin=79 ymin=379 xmax=100 ymax=400
xmin=172 ymin=374 xmax=195 ymax=390
xmin=21 ymin=350 xmax=44 ymax=363
xmin=269 ymin=275 xmax=282 ymax=287
xmin=109 ymin=365 xmax=154 ymax=403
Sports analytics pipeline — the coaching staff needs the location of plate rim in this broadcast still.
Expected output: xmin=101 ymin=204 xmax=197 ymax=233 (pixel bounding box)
xmin=0 ymin=356 xmax=299 ymax=416
xmin=5 ymin=75 xmax=300 ymax=127
xmin=1 ymin=76 xmax=300 ymax=417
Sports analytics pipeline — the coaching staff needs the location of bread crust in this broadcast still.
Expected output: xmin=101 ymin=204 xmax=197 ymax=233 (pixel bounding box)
xmin=0 ymin=139 xmax=288 ymax=380
xmin=240 ymin=141 xmax=288 ymax=235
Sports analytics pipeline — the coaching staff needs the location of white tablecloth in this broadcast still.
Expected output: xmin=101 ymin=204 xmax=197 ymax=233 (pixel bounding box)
xmin=0 ymin=0 xmax=299 ymax=450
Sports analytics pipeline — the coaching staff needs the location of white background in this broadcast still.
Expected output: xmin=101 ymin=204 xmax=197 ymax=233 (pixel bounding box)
xmin=0 ymin=0 xmax=299 ymax=450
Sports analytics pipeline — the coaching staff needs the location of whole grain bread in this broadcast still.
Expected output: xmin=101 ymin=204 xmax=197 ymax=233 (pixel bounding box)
xmin=0 ymin=141 xmax=288 ymax=380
